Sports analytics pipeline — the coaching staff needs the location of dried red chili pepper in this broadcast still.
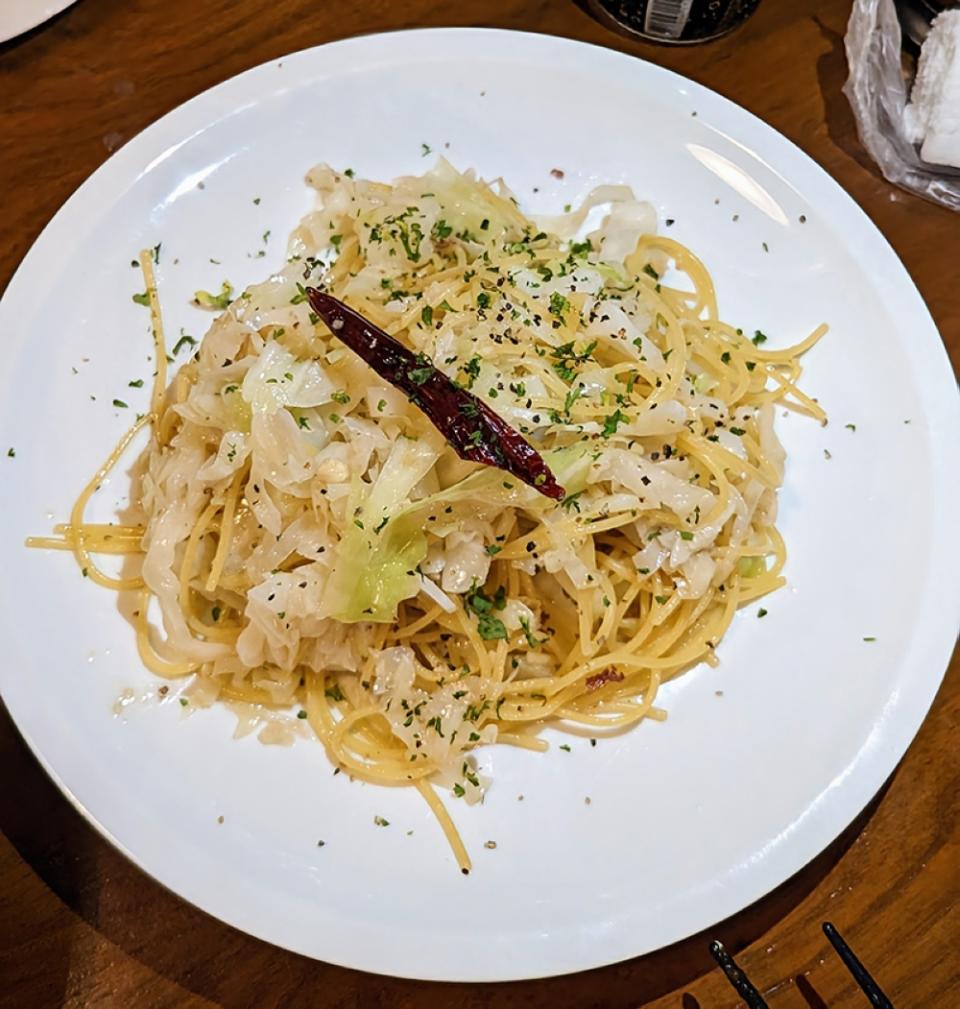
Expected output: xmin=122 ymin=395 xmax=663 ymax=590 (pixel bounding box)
xmin=306 ymin=289 xmax=565 ymax=500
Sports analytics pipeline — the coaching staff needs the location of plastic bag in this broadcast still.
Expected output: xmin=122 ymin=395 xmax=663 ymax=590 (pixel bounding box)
xmin=844 ymin=0 xmax=960 ymax=211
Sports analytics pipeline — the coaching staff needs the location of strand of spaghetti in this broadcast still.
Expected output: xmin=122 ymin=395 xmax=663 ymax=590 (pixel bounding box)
xmin=205 ymin=468 xmax=245 ymax=593
xmin=138 ymin=249 xmax=168 ymax=424
xmin=764 ymin=368 xmax=828 ymax=423
xmin=497 ymin=732 xmax=550 ymax=752
xmin=134 ymin=590 xmax=199 ymax=677
xmin=64 ymin=414 xmax=152 ymax=590
xmin=416 ymin=780 xmax=472 ymax=875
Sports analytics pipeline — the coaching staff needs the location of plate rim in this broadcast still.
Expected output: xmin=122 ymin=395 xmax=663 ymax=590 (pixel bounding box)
xmin=1 ymin=26 xmax=958 ymax=981
xmin=0 ymin=0 xmax=80 ymax=45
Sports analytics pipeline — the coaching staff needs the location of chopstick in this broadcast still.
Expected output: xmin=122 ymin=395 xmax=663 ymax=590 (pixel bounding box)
xmin=823 ymin=922 xmax=895 ymax=1009
xmin=708 ymin=940 xmax=770 ymax=1009
xmin=709 ymin=924 xmax=895 ymax=1008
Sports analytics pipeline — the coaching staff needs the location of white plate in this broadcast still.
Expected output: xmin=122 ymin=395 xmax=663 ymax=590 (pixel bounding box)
xmin=0 ymin=0 xmax=79 ymax=43
xmin=1 ymin=29 xmax=957 ymax=982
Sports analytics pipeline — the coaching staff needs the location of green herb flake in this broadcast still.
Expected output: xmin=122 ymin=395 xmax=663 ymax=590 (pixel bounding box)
xmin=477 ymin=614 xmax=507 ymax=640
xmin=560 ymin=490 xmax=583 ymax=512
xmin=679 ymin=530 xmax=694 ymax=541
xmin=132 ymin=291 xmax=151 ymax=307
xmin=601 ymin=409 xmax=627 ymax=438
xmin=752 ymin=330 xmax=768 ymax=346
xmin=112 ymin=398 xmax=128 ymax=409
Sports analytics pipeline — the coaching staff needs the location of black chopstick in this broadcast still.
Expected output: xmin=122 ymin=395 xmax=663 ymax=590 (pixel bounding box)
xmin=823 ymin=922 xmax=894 ymax=1009
xmin=708 ymin=940 xmax=770 ymax=1009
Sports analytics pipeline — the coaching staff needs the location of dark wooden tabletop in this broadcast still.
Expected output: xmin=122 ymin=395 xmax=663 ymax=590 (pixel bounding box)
xmin=1 ymin=1 xmax=957 ymax=1007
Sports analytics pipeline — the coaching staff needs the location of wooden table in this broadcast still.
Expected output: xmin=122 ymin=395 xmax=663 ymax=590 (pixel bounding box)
xmin=1 ymin=1 xmax=957 ymax=1006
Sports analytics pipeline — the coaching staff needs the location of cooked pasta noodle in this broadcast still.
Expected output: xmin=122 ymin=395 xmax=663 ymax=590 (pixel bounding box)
xmin=29 ymin=162 xmax=824 ymax=871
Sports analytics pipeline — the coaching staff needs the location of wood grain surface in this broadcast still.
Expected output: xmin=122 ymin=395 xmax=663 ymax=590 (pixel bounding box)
xmin=1 ymin=1 xmax=957 ymax=1007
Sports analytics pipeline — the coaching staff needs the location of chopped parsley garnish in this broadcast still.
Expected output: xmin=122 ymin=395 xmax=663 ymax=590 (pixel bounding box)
xmin=421 ymin=142 xmax=432 ymax=157
xmin=679 ymin=530 xmax=694 ymax=541
xmin=519 ymin=617 xmax=542 ymax=648
xmin=752 ymin=330 xmax=768 ymax=346
xmin=132 ymin=291 xmax=151 ymax=307
xmin=720 ymin=351 xmax=731 ymax=364
xmin=297 ymin=709 xmax=308 ymax=719
xmin=331 ymin=390 xmax=351 ymax=404
xmin=550 ymin=339 xmax=595 ymax=381
xmin=112 ymin=399 xmax=128 ymax=409
xmin=642 ymin=264 xmax=659 ymax=280
xmin=128 ymin=378 xmax=144 ymax=388
xmin=462 ymin=355 xmax=481 ymax=389
xmin=654 ymin=595 xmax=669 ymax=605
xmin=729 ymin=426 xmax=746 ymax=437
xmin=485 ymin=544 xmax=502 ymax=556
xmin=377 ymin=399 xmax=387 ymax=412
xmin=476 ymin=615 xmax=507 ymax=640
xmin=421 ymin=305 xmax=433 ymax=326
xmin=601 ymin=409 xmax=627 ymax=438
xmin=476 ymin=291 xmax=491 ymax=310
xmin=560 ymin=490 xmax=583 ymax=512
xmin=172 ymin=332 xmax=197 ymax=356
xmin=758 ymin=608 xmax=768 ymax=618
xmin=325 ymin=684 xmax=345 ymax=702
xmin=549 ymin=291 xmax=570 ymax=317
xmin=406 ymin=362 xmax=434 ymax=385
xmin=373 ymin=815 xmax=390 ymax=826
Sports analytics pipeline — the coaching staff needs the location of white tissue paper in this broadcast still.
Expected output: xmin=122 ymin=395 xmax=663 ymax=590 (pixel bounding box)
xmin=844 ymin=0 xmax=960 ymax=211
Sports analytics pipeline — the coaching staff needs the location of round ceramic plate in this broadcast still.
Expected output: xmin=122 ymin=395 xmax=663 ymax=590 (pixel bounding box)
xmin=0 ymin=29 xmax=957 ymax=982
xmin=0 ymin=0 xmax=79 ymax=43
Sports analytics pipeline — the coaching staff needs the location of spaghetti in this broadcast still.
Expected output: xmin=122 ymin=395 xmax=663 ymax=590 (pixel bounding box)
xmin=29 ymin=162 xmax=825 ymax=872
